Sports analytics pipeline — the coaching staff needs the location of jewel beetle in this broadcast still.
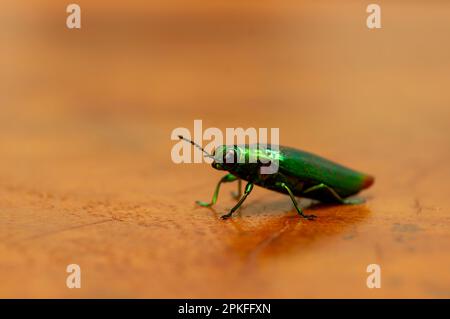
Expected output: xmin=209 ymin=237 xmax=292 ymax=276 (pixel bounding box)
xmin=178 ymin=136 xmax=374 ymax=220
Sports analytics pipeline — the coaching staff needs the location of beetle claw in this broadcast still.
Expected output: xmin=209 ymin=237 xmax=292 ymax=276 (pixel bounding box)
xmin=230 ymin=191 xmax=242 ymax=200
xmin=196 ymin=200 xmax=213 ymax=207
xmin=303 ymin=214 xmax=317 ymax=220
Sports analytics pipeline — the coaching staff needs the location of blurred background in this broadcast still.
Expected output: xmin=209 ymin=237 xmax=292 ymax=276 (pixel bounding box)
xmin=1 ymin=0 xmax=450 ymax=298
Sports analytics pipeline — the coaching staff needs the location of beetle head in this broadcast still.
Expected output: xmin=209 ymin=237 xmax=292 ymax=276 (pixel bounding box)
xmin=211 ymin=144 xmax=275 ymax=175
xmin=211 ymin=145 xmax=243 ymax=171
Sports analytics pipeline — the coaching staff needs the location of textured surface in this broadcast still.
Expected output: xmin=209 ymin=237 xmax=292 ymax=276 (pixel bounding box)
xmin=1 ymin=1 xmax=450 ymax=298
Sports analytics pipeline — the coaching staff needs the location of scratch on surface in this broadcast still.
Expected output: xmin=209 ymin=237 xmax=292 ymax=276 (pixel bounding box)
xmin=374 ymin=243 xmax=384 ymax=262
xmin=413 ymin=198 xmax=441 ymax=214
xmin=391 ymin=223 xmax=423 ymax=233
xmin=414 ymin=198 xmax=423 ymax=215
xmin=246 ymin=220 xmax=291 ymax=265
xmin=17 ymin=218 xmax=114 ymax=243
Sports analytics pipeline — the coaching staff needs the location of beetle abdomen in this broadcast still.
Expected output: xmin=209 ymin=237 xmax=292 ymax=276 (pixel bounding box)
xmin=278 ymin=146 xmax=374 ymax=198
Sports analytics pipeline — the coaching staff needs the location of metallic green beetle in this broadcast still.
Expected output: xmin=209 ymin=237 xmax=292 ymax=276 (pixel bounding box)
xmin=179 ymin=136 xmax=374 ymax=220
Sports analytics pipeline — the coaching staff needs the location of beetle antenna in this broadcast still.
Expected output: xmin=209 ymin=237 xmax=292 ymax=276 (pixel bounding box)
xmin=178 ymin=135 xmax=214 ymax=158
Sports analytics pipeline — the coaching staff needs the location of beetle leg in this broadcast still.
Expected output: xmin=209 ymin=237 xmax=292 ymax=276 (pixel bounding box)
xmin=278 ymin=182 xmax=317 ymax=220
xmin=230 ymin=179 xmax=242 ymax=200
xmin=302 ymin=183 xmax=365 ymax=204
xmin=221 ymin=183 xmax=254 ymax=220
xmin=196 ymin=174 xmax=238 ymax=207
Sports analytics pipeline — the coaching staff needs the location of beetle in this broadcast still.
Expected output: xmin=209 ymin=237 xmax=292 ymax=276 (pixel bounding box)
xmin=178 ymin=136 xmax=374 ymax=220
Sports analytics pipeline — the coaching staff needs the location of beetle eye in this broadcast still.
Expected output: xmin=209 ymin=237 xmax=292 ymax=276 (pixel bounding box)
xmin=224 ymin=149 xmax=236 ymax=164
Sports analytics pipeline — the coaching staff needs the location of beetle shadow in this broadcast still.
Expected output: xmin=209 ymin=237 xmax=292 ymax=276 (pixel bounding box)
xmin=215 ymin=198 xmax=372 ymax=264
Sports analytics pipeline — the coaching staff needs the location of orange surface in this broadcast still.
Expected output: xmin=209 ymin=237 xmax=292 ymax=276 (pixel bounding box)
xmin=1 ymin=1 xmax=450 ymax=298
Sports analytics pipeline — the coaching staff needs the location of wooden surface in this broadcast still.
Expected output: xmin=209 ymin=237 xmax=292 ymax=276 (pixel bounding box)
xmin=1 ymin=1 xmax=450 ymax=298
